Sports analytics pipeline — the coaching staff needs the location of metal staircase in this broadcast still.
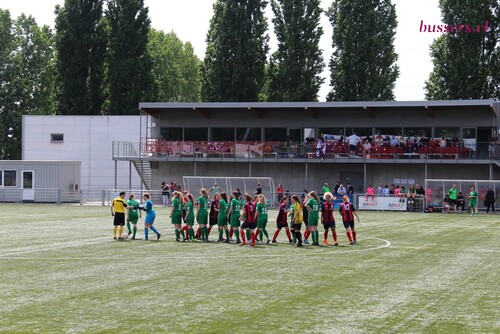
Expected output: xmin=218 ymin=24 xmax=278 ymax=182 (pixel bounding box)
xmin=132 ymin=160 xmax=152 ymax=190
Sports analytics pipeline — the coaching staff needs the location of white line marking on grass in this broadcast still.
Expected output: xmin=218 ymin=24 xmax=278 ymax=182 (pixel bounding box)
xmin=0 ymin=237 xmax=110 ymax=257
xmin=0 ymin=236 xmax=391 ymax=260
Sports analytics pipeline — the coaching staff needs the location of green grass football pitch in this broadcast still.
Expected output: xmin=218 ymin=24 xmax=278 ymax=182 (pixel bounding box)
xmin=0 ymin=204 xmax=499 ymax=334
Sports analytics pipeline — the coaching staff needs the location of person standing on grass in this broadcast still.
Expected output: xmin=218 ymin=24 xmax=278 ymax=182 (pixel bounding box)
xmin=339 ymin=195 xmax=360 ymax=245
xmin=252 ymin=194 xmax=270 ymax=246
xmin=170 ymin=191 xmax=185 ymax=241
xmin=302 ymin=193 xmax=311 ymax=244
xmin=239 ymin=193 xmax=256 ymax=246
xmin=272 ymin=196 xmax=293 ymax=244
xmin=126 ymin=194 xmax=140 ymax=240
xmin=196 ymin=188 xmax=209 ymax=241
xmin=141 ymin=192 xmax=161 ymax=241
xmin=276 ymin=184 xmax=284 ymax=203
xmin=111 ymin=191 xmax=128 ymax=240
xmin=207 ymin=194 xmax=219 ymax=239
xmin=161 ymin=182 xmax=170 ymax=206
xmin=449 ymin=184 xmax=458 ymax=212
xmin=305 ymin=191 xmax=321 ymax=246
xmin=321 ymin=192 xmax=338 ymax=246
xmin=215 ymin=192 xmax=230 ymax=242
xmin=290 ymin=195 xmax=304 ymax=247
xmin=322 ymin=183 xmax=330 ymax=195
xmin=227 ymin=192 xmax=242 ymax=244
xmin=184 ymin=193 xmax=195 ymax=240
xmin=485 ymin=188 xmax=495 ymax=213
xmin=469 ymin=186 xmax=478 ymax=216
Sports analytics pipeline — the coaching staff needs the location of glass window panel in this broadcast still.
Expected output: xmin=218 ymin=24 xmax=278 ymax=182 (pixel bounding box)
xmin=4 ymin=171 xmax=16 ymax=187
xmin=319 ymin=128 xmax=344 ymax=136
xmin=184 ymin=128 xmax=208 ymax=141
xmin=212 ymin=128 xmax=234 ymax=141
xmin=160 ymin=128 xmax=182 ymax=141
xmin=375 ymin=127 xmax=403 ymax=136
xmin=51 ymin=133 xmax=64 ymax=142
xmin=23 ymin=171 xmax=33 ymax=189
xmin=264 ymin=128 xmax=287 ymax=141
xmin=236 ymin=128 xmax=261 ymax=141
xmin=288 ymin=129 xmax=302 ymax=143
xmin=0 ymin=171 xmax=3 ymax=186
xmin=435 ymin=127 xmax=459 ymax=139
xmin=403 ymin=127 xmax=431 ymax=138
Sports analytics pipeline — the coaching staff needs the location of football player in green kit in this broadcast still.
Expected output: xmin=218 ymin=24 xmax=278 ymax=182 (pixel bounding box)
xmin=170 ymin=191 xmax=185 ymax=241
xmin=227 ymin=192 xmax=242 ymax=244
xmin=305 ymin=191 xmax=321 ymax=246
xmin=215 ymin=192 xmax=230 ymax=242
xmin=126 ymin=194 xmax=141 ymax=239
xmin=196 ymin=188 xmax=209 ymax=241
xmin=184 ymin=193 xmax=195 ymax=240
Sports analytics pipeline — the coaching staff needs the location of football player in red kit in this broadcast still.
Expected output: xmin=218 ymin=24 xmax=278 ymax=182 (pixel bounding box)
xmin=321 ymin=192 xmax=338 ymax=246
xmin=338 ymin=195 xmax=360 ymax=244
xmin=272 ymin=196 xmax=293 ymax=243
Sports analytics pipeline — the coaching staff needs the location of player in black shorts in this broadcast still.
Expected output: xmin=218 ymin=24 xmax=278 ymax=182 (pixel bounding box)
xmin=339 ymin=195 xmax=360 ymax=245
xmin=321 ymin=192 xmax=338 ymax=246
xmin=272 ymin=197 xmax=293 ymax=243
xmin=207 ymin=195 xmax=219 ymax=239
xmin=239 ymin=193 xmax=256 ymax=246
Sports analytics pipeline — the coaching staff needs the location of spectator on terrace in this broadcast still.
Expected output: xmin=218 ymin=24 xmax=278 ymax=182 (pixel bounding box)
xmin=416 ymin=184 xmax=425 ymax=197
xmin=337 ymin=184 xmax=347 ymax=196
xmin=399 ymin=186 xmax=406 ymax=202
xmin=439 ymin=137 xmax=447 ymax=148
xmin=394 ymin=185 xmax=401 ymax=196
xmin=347 ymin=183 xmax=354 ymax=195
xmin=374 ymin=134 xmax=384 ymax=146
xmin=362 ymin=140 xmax=372 ymax=157
xmin=378 ymin=184 xmax=384 ymax=195
xmin=456 ymin=191 xmax=465 ymax=213
xmin=348 ymin=132 xmax=361 ymax=155
xmin=365 ymin=185 xmax=375 ymax=201
xmin=442 ymin=194 xmax=452 ymax=213
xmin=390 ymin=135 xmax=399 ymax=147
xmin=383 ymin=135 xmax=391 ymax=147
xmin=334 ymin=181 xmax=341 ymax=194
xmin=389 ymin=184 xmax=395 ymax=195
xmin=382 ymin=185 xmax=390 ymax=197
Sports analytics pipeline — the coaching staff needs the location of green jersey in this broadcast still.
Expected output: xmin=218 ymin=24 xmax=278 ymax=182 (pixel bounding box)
xmin=172 ymin=198 xmax=183 ymax=214
xmin=127 ymin=199 xmax=139 ymax=219
xmin=306 ymin=198 xmax=319 ymax=218
xmin=185 ymin=201 xmax=194 ymax=224
xmin=256 ymin=202 xmax=268 ymax=219
xmin=198 ymin=196 xmax=208 ymax=214
xmin=469 ymin=191 xmax=478 ymax=205
xmin=449 ymin=188 xmax=457 ymax=200
xmin=230 ymin=199 xmax=242 ymax=216
xmin=218 ymin=199 xmax=228 ymax=217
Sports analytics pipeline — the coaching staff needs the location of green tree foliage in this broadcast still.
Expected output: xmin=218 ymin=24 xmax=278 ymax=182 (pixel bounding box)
xmin=425 ymin=1 xmax=500 ymax=100
xmin=201 ymin=0 xmax=269 ymax=102
xmin=266 ymin=0 xmax=324 ymax=102
xmin=148 ymin=29 xmax=201 ymax=102
xmin=0 ymin=11 xmax=56 ymax=159
xmin=0 ymin=9 xmax=17 ymax=159
xmin=106 ymin=0 xmax=152 ymax=115
xmin=327 ymin=0 xmax=399 ymax=101
xmin=54 ymin=0 xmax=106 ymax=115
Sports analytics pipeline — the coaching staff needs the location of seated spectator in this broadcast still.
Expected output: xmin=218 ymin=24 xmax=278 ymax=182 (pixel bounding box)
xmin=456 ymin=192 xmax=465 ymax=213
xmin=415 ymin=184 xmax=425 ymax=197
xmin=374 ymin=134 xmax=384 ymax=146
xmin=383 ymin=135 xmax=391 ymax=147
xmin=399 ymin=186 xmax=406 ymax=202
xmin=382 ymin=185 xmax=390 ymax=197
xmin=439 ymin=137 xmax=447 ymax=148
xmin=394 ymin=185 xmax=401 ymax=196
xmin=407 ymin=185 xmax=417 ymax=204
xmin=365 ymin=184 xmax=375 ymax=200
xmin=347 ymin=183 xmax=354 ymax=195
xmin=337 ymin=184 xmax=347 ymax=195
xmin=390 ymin=135 xmax=398 ymax=147
xmin=442 ymin=194 xmax=452 ymax=213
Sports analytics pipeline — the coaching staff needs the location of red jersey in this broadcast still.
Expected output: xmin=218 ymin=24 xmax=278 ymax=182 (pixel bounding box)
xmin=209 ymin=199 xmax=219 ymax=219
xmin=243 ymin=202 xmax=256 ymax=223
xmin=276 ymin=202 xmax=288 ymax=223
xmin=321 ymin=201 xmax=335 ymax=222
xmin=339 ymin=202 xmax=356 ymax=222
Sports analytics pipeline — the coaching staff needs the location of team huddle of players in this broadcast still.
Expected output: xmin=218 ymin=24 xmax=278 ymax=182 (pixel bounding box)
xmin=111 ymin=188 xmax=361 ymax=247
xmin=169 ymin=188 xmax=360 ymax=248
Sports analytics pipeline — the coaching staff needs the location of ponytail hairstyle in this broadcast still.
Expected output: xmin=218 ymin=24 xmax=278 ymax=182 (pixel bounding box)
xmin=258 ymin=194 xmax=266 ymax=205
xmin=219 ymin=192 xmax=228 ymax=203
xmin=200 ymin=188 xmax=208 ymax=198
xmin=142 ymin=192 xmax=151 ymax=199
xmin=244 ymin=193 xmax=252 ymax=202
xmin=291 ymin=195 xmax=301 ymax=206
xmin=309 ymin=191 xmax=320 ymax=203
xmin=187 ymin=193 xmax=194 ymax=203
xmin=129 ymin=194 xmax=135 ymax=200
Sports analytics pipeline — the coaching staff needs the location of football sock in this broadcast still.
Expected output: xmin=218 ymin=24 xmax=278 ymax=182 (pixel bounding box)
xmin=150 ymin=226 xmax=159 ymax=235
xmin=196 ymin=227 xmax=201 ymax=238
xmin=240 ymin=230 xmax=246 ymax=243
xmin=234 ymin=228 xmax=240 ymax=242
xmin=113 ymin=226 xmax=117 ymax=238
xmin=203 ymin=226 xmax=208 ymax=239
xmin=175 ymin=229 xmax=180 ymax=240
xmin=332 ymin=231 xmax=337 ymax=243
xmin=294 ymin=230 xmax=302 ymax=244
xmin=144 ymin=227 xmax=149 ymax=240
xmin=346 ymin=231 xmax=353 ymax=242
xmin=273 ymin=229 xmax=280 ymax=241
xmin=207 ymin=226 xmax=213 ymax=236
xmin=126 ymin=222 xmax=131 ymax=234
xmin=285 ymin=229 xmax=292 ymax=241
xmin=218 ymin=229 xmax=223 ymax=241
xmin=304 ymin=230 xmax=310 ymax=240
xmin=352 ymin=231 xmax=357 ymax=242
xmin=229 ymin=229 xmax=234 ymax=239
xmin=251 ymin=231 xmax=257 ymax=245
xmin=133 ymin=226 xmax=137 ymax=238
xmin=183 ymin=225 xmax=188 ymax=236
xmin=316 ymin=231 xmax=320 ymax=244
xmin=259 ymin=230 xmax=263 ymax=241
xmin=225 ymin=229 xmax=230 ymax=240
xmin=118 ymin=226 xmax=123 ymax=238
xmin=180 ymin=229 xmax=185 ymax=240
xmin=263 ymin=229 xmax=269 ymax=241
xmin=246 ymin=229 xmax=252 ymax=242
xmin=324 ymin=230 xmax=329 ymax=241
xmin=188 ymin=228 xmax=194 ymax=239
